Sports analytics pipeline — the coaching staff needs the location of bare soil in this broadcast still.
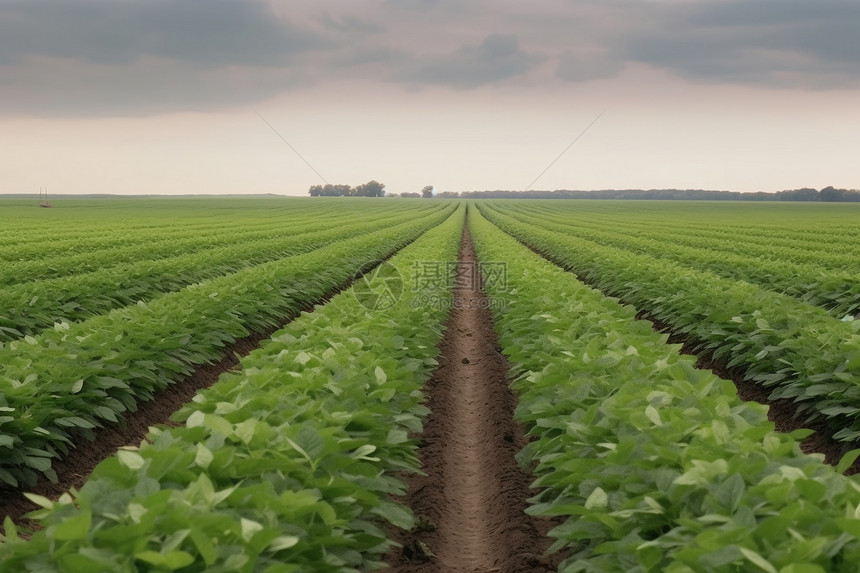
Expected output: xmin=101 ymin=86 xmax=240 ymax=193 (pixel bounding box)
xmin=387 ymin=231 xmax=559 ymax=573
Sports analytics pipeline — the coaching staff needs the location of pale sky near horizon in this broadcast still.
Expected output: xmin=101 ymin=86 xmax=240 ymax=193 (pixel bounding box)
xmin=1 ymin=0 xmax=858 ymax=197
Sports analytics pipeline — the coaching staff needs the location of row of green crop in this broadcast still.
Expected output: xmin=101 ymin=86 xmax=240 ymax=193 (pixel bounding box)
xmin=0 ymin=218 xmax=309 ymax=263
xmin=479 ymin=205 xmax=860 ymax=444
xmin=0 ymin=206 xmax=365 ymax=258
xmin=0 ymin=199 xmax=414 ymax=252
xmin=485 ymin=204 xmax=860 ymax=316
xmin=507 ymin=201 xmax=860 ymax=267
xmin=510 ymin=201 xmax=860 ymax=251
xmin=503 ymin=202 xmax=860 ymax=273
xmin=470 ymin=207 xmax=860 ymax=572
xmin=0 ymin=206 xmax=464 ymax=572
xmin=0 ymin=208 xmax=444 ymax=344
xmin=0 ymin=205 xmax=454 ymax=488
xmin=0 ymin=200 xmax=438 ymax=253
xmin=2 ymin=202 xmax=445 ymax=286
xmin=1 ymin=213 xmax=370 ymax=287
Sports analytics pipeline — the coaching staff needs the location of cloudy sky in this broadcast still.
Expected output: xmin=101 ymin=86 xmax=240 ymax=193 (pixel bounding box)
xmin=1 ymin=0 xmax=858 ymax=196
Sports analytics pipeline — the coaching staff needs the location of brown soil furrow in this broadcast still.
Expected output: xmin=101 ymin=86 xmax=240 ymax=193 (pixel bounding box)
xmin=388 ymin=230 xmax=558 ymax=573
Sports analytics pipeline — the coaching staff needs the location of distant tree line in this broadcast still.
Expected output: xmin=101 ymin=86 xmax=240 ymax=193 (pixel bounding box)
xmin=306 ymin=183 xmax=860 ymax=201
xmin=391 ymin=185 xmax=460 ymax=199
xmin=308 ymin=180 xmax=385 ymax=197
xmin=396 ymin=188 xmax=460 ymax=199
xmin=775 ymin=186 xmax=860 ymax=202
xmin=452 ymin=187 xmax=860 ymax=201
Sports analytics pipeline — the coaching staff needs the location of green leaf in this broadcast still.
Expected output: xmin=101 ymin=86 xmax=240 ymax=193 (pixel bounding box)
xmin=241 ymin=518 xmax=264 ymax=542
xmin=836 ymin=448 xmax=860 ymax=474
xmin=584 ymin=487 xmax=608 ymax=510
xmin=645 ymin=405 xmax=662 ymax=426
xmin=136 ymin=550 xmax=195 ymax=569
xmin=3 ymin=516 xmax=19 ymax=541
xmin=375 ymin=366 xmax=387 ymax=384
xmin=788 ymin=428 xmax=816 ymax=441
xmin=52 ymin=510 xmax=92 ymax=541
xmin=194 ymin=443 xmax=213 ymax=469
xmin=739 ymin=547 xmax=778 ymax=573
xmin=189 ymin=528 xmax=217 ymax=566
xmin=116 ymin=448 xmax=145 ymax=471
xmin=0 ymin=468 xmax=18 ymax=487
xmin=203 ymin=414 xmax=233 ymax=436
xmin=186 ymin=410 xmax=205 ymax=428
xmin=370 ymin=501 xmax=414 ymax=530
xmin=269 ymin=535 xmax=300 ymax=551
xmin=23 ymin=493 xmax=54 ymax=510
xmin=352 ymin=444 xmax=379 ymax=462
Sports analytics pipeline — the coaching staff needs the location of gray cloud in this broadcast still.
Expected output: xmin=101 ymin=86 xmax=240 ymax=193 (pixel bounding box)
xmin=3 ymin=0 xmax=860 ymax=116
xmin=0 ymin=57 xmax=308 ymax=116
xmin=0 ymin=0 xmax=325 ymax=67
xmin=556 ymin=48 xmax=624 ymax=82
xmin=320 ymin=11 xmax=386 ymax=35
xmin=395 ymin=33 xmax=541 ymax=88
xmin=615 ymin=0 xmax=860 ymax=88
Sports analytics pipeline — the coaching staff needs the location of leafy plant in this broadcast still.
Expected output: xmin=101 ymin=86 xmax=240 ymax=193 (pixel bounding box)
xmin=0 ymin=205 xmax=465 ymax=571
xmin=0 ymin=206 xmax=455 ymax=487
xmin=479 ymin=203 xmax=860 ymax=443
xmin=470 ymin=206 xmax=860 ymax=572
xmin=0 ymin=207 xmax=446 ymax=343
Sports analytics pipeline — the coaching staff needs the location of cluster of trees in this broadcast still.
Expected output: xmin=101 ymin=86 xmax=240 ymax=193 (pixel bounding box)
xmin=391 ymin=185 xmax=446 ymax=198
xmin=308 ymin=180 xmax=385 ymax=197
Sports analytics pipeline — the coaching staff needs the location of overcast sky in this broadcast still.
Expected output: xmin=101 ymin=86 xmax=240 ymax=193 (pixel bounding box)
xmin=2 ymin=0 xmax=858 ymax=196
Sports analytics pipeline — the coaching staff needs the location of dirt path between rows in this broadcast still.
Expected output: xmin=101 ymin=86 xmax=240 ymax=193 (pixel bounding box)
xmin=387 ymin=230 xmax=559 ymax=573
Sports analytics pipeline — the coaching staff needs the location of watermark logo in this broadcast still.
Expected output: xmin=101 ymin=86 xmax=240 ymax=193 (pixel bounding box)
xmin=354 ymin=260 xmax=508 ymax=311
xmin=411 ymin=294 xmax=508 ymax=311
xmin=412 ymin=261 xmax=507 ymax=291
xmin=353 ymin=261 xmax=404 ymax=310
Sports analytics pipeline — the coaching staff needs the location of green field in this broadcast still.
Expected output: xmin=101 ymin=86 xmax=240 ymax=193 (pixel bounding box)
xmin=2 ymin=197 xmax=860 ymax=572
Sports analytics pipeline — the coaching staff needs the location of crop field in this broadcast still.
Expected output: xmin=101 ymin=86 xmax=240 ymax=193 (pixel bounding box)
xmin=1 ymin=197 xmax=860 ymax=572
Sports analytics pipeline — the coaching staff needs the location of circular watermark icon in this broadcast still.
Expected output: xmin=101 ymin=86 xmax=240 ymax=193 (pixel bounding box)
xmin=353 ymin=261 xmax=404 ymax=310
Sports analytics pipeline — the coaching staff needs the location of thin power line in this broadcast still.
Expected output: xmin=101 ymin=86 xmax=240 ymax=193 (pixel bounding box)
xmin=254 ymin=109 xmax=330 ymax=185
xmin=525 ymin=109 xmax=605 ymax=191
